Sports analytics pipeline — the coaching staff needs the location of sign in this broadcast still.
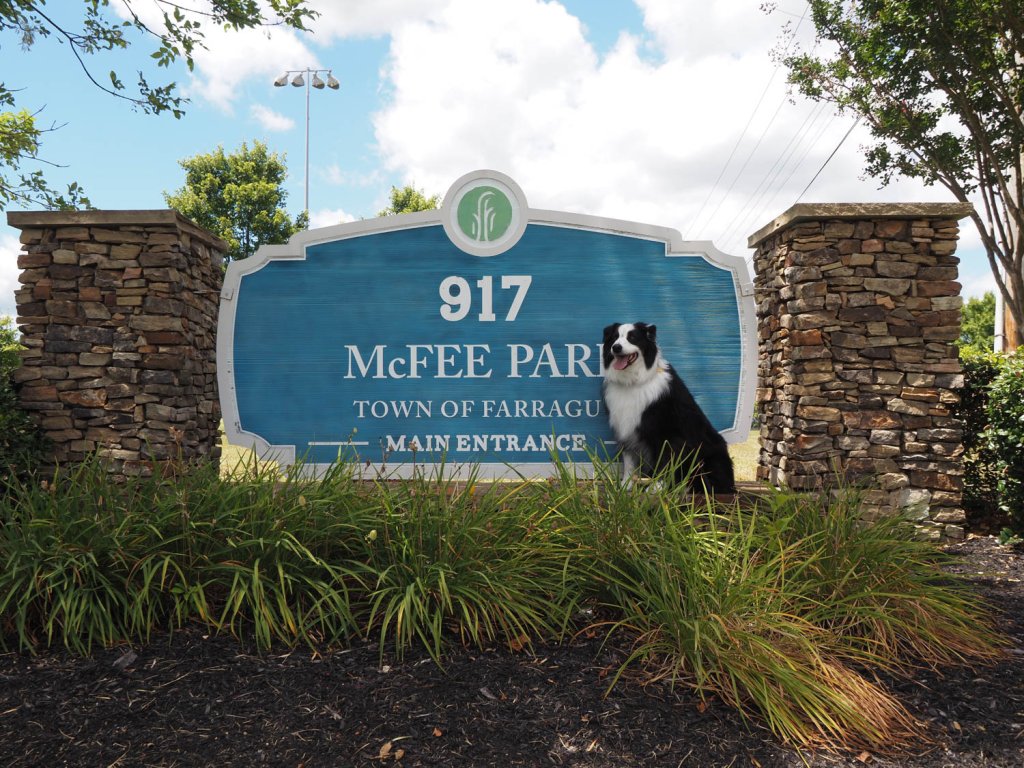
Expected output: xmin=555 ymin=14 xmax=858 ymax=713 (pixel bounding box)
xmin=217 ymin=170 xmax=756 ymax=478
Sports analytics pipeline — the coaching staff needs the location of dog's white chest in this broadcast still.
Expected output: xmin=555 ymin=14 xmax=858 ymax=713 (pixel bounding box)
xmin=603 ymin=369 xmax=671 ymax=441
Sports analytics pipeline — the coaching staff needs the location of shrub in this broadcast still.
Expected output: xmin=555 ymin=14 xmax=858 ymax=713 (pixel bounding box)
xmin=985 ymin=349 xmax=1024 ymax=535
xmin=957 ymin=348 xmax=1004 ymax=518
xmin=1 ymin=316 xmax=49 ymax=483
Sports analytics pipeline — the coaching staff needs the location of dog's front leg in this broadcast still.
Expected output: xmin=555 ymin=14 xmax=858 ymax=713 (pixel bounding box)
xmin=620 ymin=450 xmax=639 ymax=484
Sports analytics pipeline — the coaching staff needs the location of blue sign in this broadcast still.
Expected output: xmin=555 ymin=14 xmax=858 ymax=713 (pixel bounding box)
xmin=218 ymin=171 xmax=755 ymax=477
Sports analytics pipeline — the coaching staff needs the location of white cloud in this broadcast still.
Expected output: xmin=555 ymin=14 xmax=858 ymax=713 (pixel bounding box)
xmin=323 ymin=165 xmax=383 ymax=188
xmin=188 ymin=28 xmax=321 ymax=111
xmin=305 ymin=0 xmax=451 ymax=37
xmin=1 ymin=233 xmax=21 ymax=320
xmin=250 ymin=104 xmax=296 ymax=131
xmin=371 ymin=0 xmax=989 ymax=280
xmin=960 ymin=261 xmax=997 ymax=299
xmin=310 ymin=207 xmax=358 ymax=228
xmin=635 ymin=0 xmax=794 ymax=62
xmin=97 ymin=0 xmax=994 ymax=293
xmin=373 ymin=0 xmax=841 ymax=256
xmin=121 ymin=0 xmax=449 ymax=111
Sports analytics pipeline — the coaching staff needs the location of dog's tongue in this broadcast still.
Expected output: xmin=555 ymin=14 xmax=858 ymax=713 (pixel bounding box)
xmin=613 ymin=355 xmax=631 ymax=371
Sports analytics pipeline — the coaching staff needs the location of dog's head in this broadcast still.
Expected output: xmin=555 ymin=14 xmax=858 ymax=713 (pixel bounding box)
xmin=602 ymin=322 xmax=660 ymax=381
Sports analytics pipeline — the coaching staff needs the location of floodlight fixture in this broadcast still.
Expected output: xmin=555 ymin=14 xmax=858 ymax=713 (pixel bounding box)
xmin=272 ymin=67 xmax=341 ymax=217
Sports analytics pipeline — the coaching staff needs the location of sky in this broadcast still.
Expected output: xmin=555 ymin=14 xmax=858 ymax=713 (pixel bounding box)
xmin=0 ymin=0 xmax=998 ymax=322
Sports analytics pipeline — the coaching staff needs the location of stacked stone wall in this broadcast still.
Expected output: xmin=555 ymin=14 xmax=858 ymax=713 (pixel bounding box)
xmin=749 ymin=203 xmax=973 ymax=540
xmin=7 ymin=210 xmax=226 ymax=476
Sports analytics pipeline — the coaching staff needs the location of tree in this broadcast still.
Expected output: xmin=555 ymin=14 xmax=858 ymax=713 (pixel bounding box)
xmin=377 ymin=185 xmax=440 ymax=216
xmin=0 ymin=1 xmax=315 ymax=210
xmin=164 ymin=141 xmax=306 ymax=261
xmin=0 ymin=109 xmax=92 ymax=211
xmin=1 ymin=315 xmax=21 ymax=377
xmin=784 ymin=0 xmax=1024 ymax=347
xmin=960 ymin=291 xmax=997 ymax=353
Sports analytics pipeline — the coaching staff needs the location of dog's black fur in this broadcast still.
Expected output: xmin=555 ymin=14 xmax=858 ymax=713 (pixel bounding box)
xmin=601 ymin=322 xmax=735 ymax=494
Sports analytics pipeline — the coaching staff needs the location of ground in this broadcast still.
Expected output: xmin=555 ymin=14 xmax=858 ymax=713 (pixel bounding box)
xmin=1 ymin=536 xmax=1021 ymax=768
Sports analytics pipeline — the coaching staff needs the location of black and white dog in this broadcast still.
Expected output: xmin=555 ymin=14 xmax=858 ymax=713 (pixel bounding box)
xmin=602 ymin=322 xmax=735 ymax=494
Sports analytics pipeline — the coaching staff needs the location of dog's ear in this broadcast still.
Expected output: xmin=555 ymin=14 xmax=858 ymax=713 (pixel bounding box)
xmin=603 ymin=323 xmax=620 ymax=341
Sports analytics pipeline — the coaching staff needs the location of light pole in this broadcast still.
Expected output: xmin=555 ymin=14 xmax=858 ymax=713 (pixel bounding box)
xmin=274 ymin=68 xmax=340 ymax=217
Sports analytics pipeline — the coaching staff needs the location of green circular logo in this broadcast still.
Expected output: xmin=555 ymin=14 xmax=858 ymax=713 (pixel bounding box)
xmin=456 ymin=186 xmax=513 ymax=243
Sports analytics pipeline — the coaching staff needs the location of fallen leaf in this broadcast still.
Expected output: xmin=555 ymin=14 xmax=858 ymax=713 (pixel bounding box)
xmin=856 ymin=751 xmax=872 ymax=763
xmin=112 ymin=650 xmax=138 ymax=672
xmin=432 ymin=728 xmax=443 ymax=737
xmin=378 ymin=742 xmax=392 ymax=759
xmin=394 ymin=748 xmax=405 ymax=760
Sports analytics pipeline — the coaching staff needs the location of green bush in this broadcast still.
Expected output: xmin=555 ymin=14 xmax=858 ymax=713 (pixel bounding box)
xmin=957 ymin=348 xmax=1004 ymax=518
xmin=985 ymin=350 xmax=1024 ymax=534
xmin=1 ymin=316 xmax=49 ymax=483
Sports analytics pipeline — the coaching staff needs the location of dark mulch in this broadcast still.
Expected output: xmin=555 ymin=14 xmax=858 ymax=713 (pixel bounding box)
xmin=1 ymin=536 xmax=1022 ymax=768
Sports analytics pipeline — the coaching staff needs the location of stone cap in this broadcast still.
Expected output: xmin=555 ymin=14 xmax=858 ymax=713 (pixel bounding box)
xmin=747 ymin=202 xmax=975 ymax=249
xmin=7 ymin=209 xmax=229 ymax=252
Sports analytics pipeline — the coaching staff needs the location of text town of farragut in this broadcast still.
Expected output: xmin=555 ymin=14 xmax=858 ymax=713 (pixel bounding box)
xmin=342 ymin=341 xmax=605 ymax=454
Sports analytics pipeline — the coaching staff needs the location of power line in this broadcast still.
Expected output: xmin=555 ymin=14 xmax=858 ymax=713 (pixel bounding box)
xmin=795 ymin=117 xmax=862 ymax=203
xmin=697 ymin=94 xmax=792 ymax=236
xmin=683 ymin=68 xmax=780 ymax=239
xmin=683 ymin=4 xmax=808 ymax=240
xmin=722 ymin=103 xmax=837 ymax=245
xmin=719 ymin=101 xmax=831 ymax=245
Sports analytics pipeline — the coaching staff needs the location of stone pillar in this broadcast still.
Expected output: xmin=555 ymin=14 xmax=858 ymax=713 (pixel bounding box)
xmin=7 ymin=210 xmax=226 ymax=477
xmin=748 ymin=203 xmax=973 ymax=540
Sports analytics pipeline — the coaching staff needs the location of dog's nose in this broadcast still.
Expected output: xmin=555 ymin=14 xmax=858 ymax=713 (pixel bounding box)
xmin=612 ymin=342 xmax=622 ymax=354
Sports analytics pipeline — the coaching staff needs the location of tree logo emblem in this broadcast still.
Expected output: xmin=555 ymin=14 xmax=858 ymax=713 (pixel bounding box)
xmin=457 ymin=187 xmax=512 ymax=242
xmin=443 ymin=171 xmax=528 ymax=257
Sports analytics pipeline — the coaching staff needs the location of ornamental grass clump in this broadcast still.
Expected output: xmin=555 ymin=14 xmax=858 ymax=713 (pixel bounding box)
xmin=166 ymin=456 xmax=371 ymax=650
xmin=0 ymin=455 xmax=369 ymax=653
xmin=357 ymin=465 xmax=586 ymax=662
xmin=754 ymin=487 xmax=1007 ymax=671
xmin=580 ymin=495 xmax=919 ymax=750
xmin=551 ymin=458 xmax=1006 ymax=752
xmin=0 ymin=450 xmax=1009 ymax=755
